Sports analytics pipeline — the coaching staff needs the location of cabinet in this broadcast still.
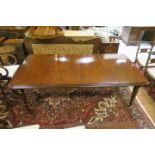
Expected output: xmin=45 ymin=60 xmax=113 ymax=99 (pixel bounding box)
xmin=121 ymin=26 xmax=155 ymax=45
xmin=100 ymin=42 xmax=119 ymax=53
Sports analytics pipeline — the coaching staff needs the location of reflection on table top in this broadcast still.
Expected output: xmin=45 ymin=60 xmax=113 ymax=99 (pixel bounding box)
xmin=9 ymin=54 xmax=149 ymax=89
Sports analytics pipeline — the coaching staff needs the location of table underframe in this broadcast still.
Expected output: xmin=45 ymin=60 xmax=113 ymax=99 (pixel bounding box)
xmin=17 ymin=85 xmax=140 ymax=112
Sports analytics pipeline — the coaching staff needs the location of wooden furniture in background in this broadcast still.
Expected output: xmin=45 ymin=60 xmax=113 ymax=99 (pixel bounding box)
xmin=25 ymin=27 xmax=118 ymax=54
xmin=26 ymin=26 xmax=64 ymax=39
xmin=134 ymin=41 xmax=155 ymax=70
xmin=25 ymin=27 xmax=104 ymax=54
xmin=3 ymin=39 xmax=26 ymax=64
xmin=144 ymin=55 xmax=155 ymax=94
xmin=121 ymin=26 xmax=155 ymax=45
xmin=0 ymin=26 xmax=28 ymax=38
xmin=0 ymin=45 xmax=17 ymax=65
xmin=24 ymin=36 xmax=102 ymax=55
xmin=99 ymin=36 xmax=119 ymax=53
xmin=9 ymin=54 xmax=149 ymax=106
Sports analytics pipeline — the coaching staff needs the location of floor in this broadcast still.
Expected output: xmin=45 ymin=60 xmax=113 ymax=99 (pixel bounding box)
xmin=1 ymin=87 xmax=153 ymax=129
xmin=118 ymin=40 xmax=138 ymax=62
xmin=118 ymin=40 xmax=155 ymax=127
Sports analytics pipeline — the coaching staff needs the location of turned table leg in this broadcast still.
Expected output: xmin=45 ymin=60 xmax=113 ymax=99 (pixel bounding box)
xmin=128 ymin=86 xmax=140 ymax=106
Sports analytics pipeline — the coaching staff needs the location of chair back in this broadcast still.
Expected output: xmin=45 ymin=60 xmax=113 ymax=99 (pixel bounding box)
xmin=144 ymin=50 xmax=155 ymax=74
xmin=140 ymin=30 xmax=155 ymax=42
xmin=134 ymin=41 xmax=154 ymax=64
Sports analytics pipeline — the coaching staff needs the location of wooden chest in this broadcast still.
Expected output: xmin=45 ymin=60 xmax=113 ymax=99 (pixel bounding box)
xmin=100 ymin=42 xmax=119 ymax=53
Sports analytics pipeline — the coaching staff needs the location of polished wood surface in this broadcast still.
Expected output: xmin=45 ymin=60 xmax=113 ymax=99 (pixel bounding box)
xmin=100 ymin=42 xmax=119 ymax=53
xmin=9 ymin=54 xmax=149 ymax=89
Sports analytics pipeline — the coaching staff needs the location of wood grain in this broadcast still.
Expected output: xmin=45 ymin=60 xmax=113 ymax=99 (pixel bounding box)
xmin=9 ymin=54 xmax=149 ymax=89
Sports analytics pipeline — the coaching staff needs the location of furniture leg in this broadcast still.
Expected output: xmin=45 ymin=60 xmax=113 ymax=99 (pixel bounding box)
xmin=129 ymin=86 xmax=140 ymax=106
xmin=20 ymin=89 xmax=30 ymax=111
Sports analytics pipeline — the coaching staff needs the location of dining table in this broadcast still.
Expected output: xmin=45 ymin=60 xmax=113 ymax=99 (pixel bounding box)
xmin=8 ymin=53 xmax=149 ymax=108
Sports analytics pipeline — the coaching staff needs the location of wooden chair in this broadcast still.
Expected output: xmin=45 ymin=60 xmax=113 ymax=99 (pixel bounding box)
xmin=0 ymin=45 xmax=17 ymax=65
xmin=134 ymin=41 xmax=155 ymax=70
xmin=0 ymin=58 xmax=19 ymax=97
xmin=3 ymin=39 xmax=26 ymax=64
xmin=0 ymin=66 xmax=9 ymax=97
xmin=144 ymin=52 xmax=155 ymax=94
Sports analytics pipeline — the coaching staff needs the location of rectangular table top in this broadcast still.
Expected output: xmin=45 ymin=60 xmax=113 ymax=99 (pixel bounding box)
xmin=9 ymin=54 xmax=149 ymax=89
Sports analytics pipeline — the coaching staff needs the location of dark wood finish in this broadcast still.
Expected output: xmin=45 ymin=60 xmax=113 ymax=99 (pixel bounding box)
xmin=8 ymin=54 xmax=149 ymax=106
xmin=100 ymin=42 xmax=119 ymax=53
xmin=9 ymin=54 xmax=148 ymax=89
xmin=129 ymin=86 xmax=140 ymax=106
xmin=24 ymin=36 xmax=102 ymax=55
xmin=99 ymin=36 xmax=119 ymax=54
xmin=121 ymin=26 xmax=155 ymax=45
xmin=25 ymin=27 xmax=118 ymax=54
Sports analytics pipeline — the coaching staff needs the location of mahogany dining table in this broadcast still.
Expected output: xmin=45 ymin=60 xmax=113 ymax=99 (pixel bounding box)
xmin=8 ymin=54 xmax=149 ymax=107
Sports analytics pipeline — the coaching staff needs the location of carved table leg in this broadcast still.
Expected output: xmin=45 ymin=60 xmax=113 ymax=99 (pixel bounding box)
xmin=129 ymin=86 xmax=140 ymax=106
